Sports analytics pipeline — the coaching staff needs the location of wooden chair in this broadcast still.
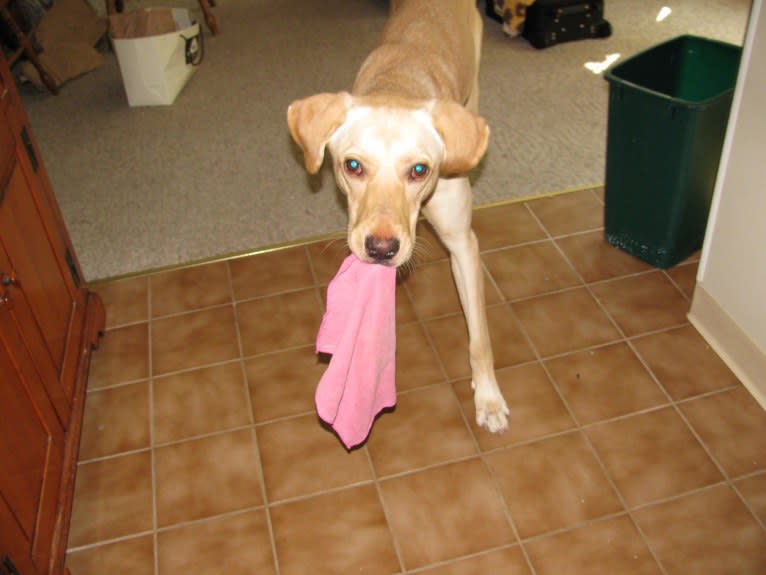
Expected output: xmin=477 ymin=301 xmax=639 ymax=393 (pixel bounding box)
xmin=0 ymin=0 xmax=59 ymax=93
xmin=106 ymin=0 xmax=218 ymax=36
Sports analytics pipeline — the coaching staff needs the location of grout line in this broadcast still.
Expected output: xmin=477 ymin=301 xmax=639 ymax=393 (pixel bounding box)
xmin=476 ymin=447 xmax=540 ymax=575
xmin=395 ymin=253 xmax=536 ymax=571
xmin=512 ymin=205 xmax=672 ymax=574
xmin=266 ymin=480 xmax=378 ymax=510
xmin=146 ymin=275 xmax=160 ymax=575
xmin=626 ymin=480 xmax=731 ymax=514
xmin=226 ymin=260 xmax=282 ymax=575
xmin=516 ymin=509 xmax=632 ymax=547
xmin=362 ymin=448 xmax=408 ymax=573
xmin=66 ymin=531 xmax=156 ymax=555
xmin=661 ymin=265 xmax=695 ymax=303
xmin=402 ymin=543 xmax=522 ymax=574
xmin=663 ymin=389 xmax=766 ymax=535
xmin=461 ymin=241 xmax=542 ymax=574
xmin=400 ymin=269 xmax=453 ymax=385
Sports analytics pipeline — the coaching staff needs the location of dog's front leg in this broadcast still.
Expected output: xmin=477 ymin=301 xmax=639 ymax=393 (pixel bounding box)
xmin=422 ymin=177 xmax=509 ymax=433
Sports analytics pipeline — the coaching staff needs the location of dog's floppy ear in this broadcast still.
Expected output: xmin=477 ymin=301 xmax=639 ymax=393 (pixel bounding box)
xmin=287 ymin=92 xmax=352 ymax=174
xmin=430 ymin=100 xmax=490 ymax=175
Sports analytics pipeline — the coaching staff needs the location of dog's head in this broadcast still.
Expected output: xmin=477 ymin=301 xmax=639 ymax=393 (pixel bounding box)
xmin=287 ymin=92 xmax=489 ymax=267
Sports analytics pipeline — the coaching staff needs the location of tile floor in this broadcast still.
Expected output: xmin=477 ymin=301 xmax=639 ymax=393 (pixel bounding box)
xmin=66 ymin=188 xmax=766 ymax=575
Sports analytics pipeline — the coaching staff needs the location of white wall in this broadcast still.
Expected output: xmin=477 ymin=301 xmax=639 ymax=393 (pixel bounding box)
xmin=690 ymin=0 xmax=766 ymax=407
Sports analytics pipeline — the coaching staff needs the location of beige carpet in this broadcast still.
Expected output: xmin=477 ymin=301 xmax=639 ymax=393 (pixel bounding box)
xmin=20 ymin=0 xmax=750 ymax=280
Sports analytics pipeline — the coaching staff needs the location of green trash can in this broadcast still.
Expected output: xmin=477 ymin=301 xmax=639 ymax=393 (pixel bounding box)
xmin=603 ymin=35 xmax=741 ymax=268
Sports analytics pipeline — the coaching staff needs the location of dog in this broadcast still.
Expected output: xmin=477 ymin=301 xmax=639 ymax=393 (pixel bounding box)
xmin=287 ymin=0 xmax=509 ymax=433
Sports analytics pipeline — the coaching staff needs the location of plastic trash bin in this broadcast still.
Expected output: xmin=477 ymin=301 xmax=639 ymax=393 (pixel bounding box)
xmin=603 ymin=35 xmax=741 ymax=268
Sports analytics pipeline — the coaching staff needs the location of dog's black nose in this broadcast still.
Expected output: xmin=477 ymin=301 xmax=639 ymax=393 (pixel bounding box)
xmin=365 ymin=235 xmax=400 ymax=262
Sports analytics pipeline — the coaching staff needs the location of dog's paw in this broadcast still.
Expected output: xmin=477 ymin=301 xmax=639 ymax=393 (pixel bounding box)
xmin=472 ymin=380 xmax=510 ymax=434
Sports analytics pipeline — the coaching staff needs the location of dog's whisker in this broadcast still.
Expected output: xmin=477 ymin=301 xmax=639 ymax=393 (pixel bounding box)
xmin=397 ymin=258 xmax=415 ymax=282
xmin=411 ymin=237 xmax=434 ymax=265
xmin=319 ymin=235 xmax=347 ymax=256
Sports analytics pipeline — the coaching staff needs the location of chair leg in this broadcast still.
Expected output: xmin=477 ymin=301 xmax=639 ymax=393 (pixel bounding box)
xmin=198 ymin=0 xmax=218 ymax=35
xmin=0 ymin=3 xmax=59 ymax=94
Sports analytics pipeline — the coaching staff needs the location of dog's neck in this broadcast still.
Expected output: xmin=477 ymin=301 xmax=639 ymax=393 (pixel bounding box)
xmin=352 ymin=45 xmax=466 ymax=105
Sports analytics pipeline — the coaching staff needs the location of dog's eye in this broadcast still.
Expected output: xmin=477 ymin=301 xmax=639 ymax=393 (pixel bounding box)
xmin=344 ymin=158 xmax=364 ymax=177
xmin=409 ymin=163 xmax=430 ymax=181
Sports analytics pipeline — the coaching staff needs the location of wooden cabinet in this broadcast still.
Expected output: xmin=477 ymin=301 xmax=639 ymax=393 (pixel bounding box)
xmin=0 ymin=52 xmax=104 ymax=575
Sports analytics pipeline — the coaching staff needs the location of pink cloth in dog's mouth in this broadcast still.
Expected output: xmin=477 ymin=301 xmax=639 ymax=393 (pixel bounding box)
xmin=315 ymin=254 xmax=397 ymax=449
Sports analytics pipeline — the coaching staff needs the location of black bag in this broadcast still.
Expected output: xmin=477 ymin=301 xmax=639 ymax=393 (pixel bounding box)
xmin=522 ymin=0 xmax=612 ymax=49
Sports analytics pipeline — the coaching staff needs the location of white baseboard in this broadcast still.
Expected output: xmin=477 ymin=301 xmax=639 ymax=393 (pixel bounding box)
xmin=688 ymin=285 xmax=766 ymax=411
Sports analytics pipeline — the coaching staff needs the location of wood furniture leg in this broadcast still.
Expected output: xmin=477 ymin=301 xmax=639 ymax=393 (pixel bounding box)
xmin=198 ymin=0 xmax=218 ymax=36
xmin=0 ymin=0 xmax=59 ymax=94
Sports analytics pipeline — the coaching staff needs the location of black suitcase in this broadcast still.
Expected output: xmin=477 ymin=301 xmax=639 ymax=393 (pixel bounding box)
xmin=522 ymin=0 xmax=611 ymax=49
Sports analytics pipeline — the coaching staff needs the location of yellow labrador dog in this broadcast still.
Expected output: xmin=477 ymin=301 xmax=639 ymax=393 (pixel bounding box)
xmin=287 ymin=0 xmax=509 ymax=433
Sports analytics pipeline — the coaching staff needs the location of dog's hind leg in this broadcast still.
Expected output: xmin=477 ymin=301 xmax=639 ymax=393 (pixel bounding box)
xmin=422 ymin=177 xmax=509 ymax=433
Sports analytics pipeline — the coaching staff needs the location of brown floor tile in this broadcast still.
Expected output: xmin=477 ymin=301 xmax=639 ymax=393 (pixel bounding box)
xmin=453 ymin=362 xmax=575 ymax=451
xmin=404 ymin=259 xmax=462 ymax=318
xmin=245 ymin=347 xmax=322 ymax=423
xmin=418 ymin=546 xmax=531 ymax=575
xmin=95 ymin=276 xmax=148 ymax=329
xmin=66 ymin=535 xmax=154 ymax=575
xmin=512 ymin=288 xmax=621 ymax=358
xmin=635 ymin=485 xmax=766 ymax=575
xmin=256 ymin=414 xmax=372 ymax=502
xmin=270 ymin=485 xmax=399 ymax=575
xmin=157 ymin=510 xmax=276 ymax=575
xmin=632 ymin=325 xmax=740 ymax=400
xmin=306 ymin=234 xmax=351 ymax=285
xmin=594 ymin=187 xmax=605 ymax=202
xmin=413 ymin=220 xmax=450 ymax=263
xmin=404 ymin=259 xmax=501 ymax=319
xmin=367 ymin=384 xmax=477 ymax=476
xmin=473 ymin=202 xmax=547 ymax=250
xmin=524 ymin=515 xmax=662 ymax=575
xmin=150 ymin=262 xmax=232 ymax=318
xmin=305 ymin=237 xmax=351 ymax=285
xmin=153 ymin=363 xmax=251 ymax=444
xmin=555 ymin=230 xmax=652 ymax=283
xmin=88 ymin=323 xmax=149 ymax=389
xmin=380 ymin=459 xmax=515 ymax=569
xmin=152 ymin=305 xmax=240 ymax=375
xmin=425 ymin=304 xmax=535 ymax=380
xmin=664 ymin=261 xmax=698 ymax=298
xmin=230 ymin=246 xmax=315 ymax=301
xmin=735 ymin=472 xmax=766 ymax=525
xmin=586 ymin=407 xmax=722 ymax=507
xmin=69 ymin=452 xmax=153 ymax=547
xmin=526 ymin=189 xmax=603 ymax=236
xmin=590 ymin=272 xmax=689 ymax=337
xmin=395 ymin=322 xmax=445 ymax=391
xmin=487 ymin=432 xmax=623 ymax=538
xmin=395 ymin=282 xmax=419 ymax=323
xmin=483 ymin=241 xmax=581 ymax=300
xmin=154 ymin=430 xmax=263 ymax=527
xmin=681 ymin=249 xmax=702 ymax=264
xmin=680 ymin=387 xmax=766 ymax=478
xmin=545 ymin=342 xmax=667 ymax=425
xmin=237 ymin=289 xmax=323 ymax=356
xmin=80 ymin=382 xmax=150 ymax=460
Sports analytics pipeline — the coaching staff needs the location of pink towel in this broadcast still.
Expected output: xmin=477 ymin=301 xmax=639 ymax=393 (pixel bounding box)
xmin=316 ymin=254 xmax=397 ymax=449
